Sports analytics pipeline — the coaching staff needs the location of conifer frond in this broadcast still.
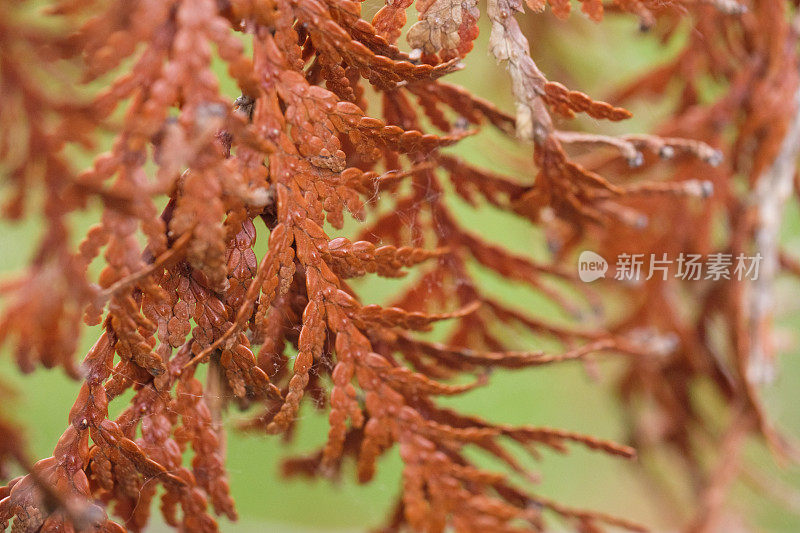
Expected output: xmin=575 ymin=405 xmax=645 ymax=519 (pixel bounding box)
xmin=0 ymin=0 xmax=796 ymax=532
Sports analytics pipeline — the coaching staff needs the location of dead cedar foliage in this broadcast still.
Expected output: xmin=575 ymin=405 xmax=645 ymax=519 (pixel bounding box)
xmin=1 ymin=0 xmax=797 ymax=532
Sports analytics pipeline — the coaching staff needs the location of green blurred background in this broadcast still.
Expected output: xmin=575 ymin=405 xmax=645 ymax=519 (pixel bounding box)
xmin=2 ymin=5 xmax=800 ymax=532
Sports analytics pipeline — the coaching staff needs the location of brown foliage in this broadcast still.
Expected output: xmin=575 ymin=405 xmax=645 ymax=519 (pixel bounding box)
xmin=0 ymin=0 xmax=795 ymax=532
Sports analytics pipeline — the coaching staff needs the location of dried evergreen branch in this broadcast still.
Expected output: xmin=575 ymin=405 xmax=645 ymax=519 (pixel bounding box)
xmin=0 ymin=0 xmax=796 ymax=532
